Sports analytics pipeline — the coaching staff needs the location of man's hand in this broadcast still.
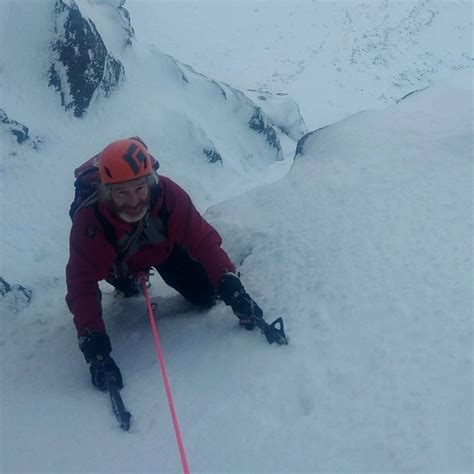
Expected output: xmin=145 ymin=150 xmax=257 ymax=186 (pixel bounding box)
xmin=79 ymin=331 xmax=123 ymax=391
xmin=79 ymin=331 xmax=112 ymax=362
xmin=89 ymin=355 xmax=123 ymax=392
xmin=218 ymin=273 xmax=263 ymax=330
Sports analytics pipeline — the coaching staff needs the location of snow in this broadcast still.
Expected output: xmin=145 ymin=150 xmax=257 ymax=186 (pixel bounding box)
xmin=206 ymin=80 xmax=472 ymax=472
xmin=1 ymin=1 xmax=473 ymax=473
xmin=127 ymin=0 xmax=473 ymax=130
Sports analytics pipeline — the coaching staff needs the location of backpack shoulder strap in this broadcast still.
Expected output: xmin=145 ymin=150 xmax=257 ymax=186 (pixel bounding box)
xmin=151 ymin=182 xmax=169 ymax=227
xmin=91 ymin=202 xmax=117 ymax=246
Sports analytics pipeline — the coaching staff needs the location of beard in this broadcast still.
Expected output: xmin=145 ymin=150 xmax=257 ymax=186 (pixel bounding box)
xmin=114 ymin=199 xmax=149 ymax=223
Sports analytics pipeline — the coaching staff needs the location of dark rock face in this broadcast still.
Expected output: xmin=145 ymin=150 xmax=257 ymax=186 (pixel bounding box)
xmin=295 ymin=133 xmax=310 ymax=157
xmin=1 ymin=108 xmax=41 ymax=149
xmin=249 ymin=108 xmax=282 ymax=157
xmin=116 ymin=1 xmax=135 ymax=46
xmin=0 ymin=277 xmax=11 ymax=296
xmin=396 ymin=87 xmax=428 ymax=104
xmin=49 ymin=0 xmax=124 ymax=117
xmin=246 ymin=89 xmax=307 ymax=141
xmin=1 ymin=108 xmax=29 ymax=144
xmin=295 ymin=125 xmax=329 ymax=158
xmin=99 ymin=55 xmax=125 ymax=97
xmin=203 ymin=148 xmax=223 ymax=164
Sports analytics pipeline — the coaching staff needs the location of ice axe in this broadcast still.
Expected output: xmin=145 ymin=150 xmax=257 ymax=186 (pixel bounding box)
xmin=106 ymin=374 xmax=131 ymax=431
xmin=252 ymin=315 xmax=288 ymax=345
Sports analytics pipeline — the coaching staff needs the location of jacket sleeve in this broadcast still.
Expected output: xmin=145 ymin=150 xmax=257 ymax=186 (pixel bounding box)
xmin=65 ymin=209 xmax=117 ymax=336
xmin=163 ymin=177 xmax=236 ymax=287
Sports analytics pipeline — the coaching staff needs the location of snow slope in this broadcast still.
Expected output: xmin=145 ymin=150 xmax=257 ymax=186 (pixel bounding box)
xmin=209 ymin=79 xmax=473 ymax=472
xmin=127 ymin=0 xmax=473 ymax=130
xmin=0 ymin=0 xmax=299 ymax=205
xmin=2 ymin=78 xmax=472 ymax=473
xmin=0 ymin=0 xmax=296 ymax=286
xmin=1 ymin=0 xmax=473 ymax=473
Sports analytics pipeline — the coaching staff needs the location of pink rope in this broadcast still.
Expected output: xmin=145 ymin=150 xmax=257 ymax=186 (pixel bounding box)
xmin=140 ymin=277 xmax=191 ymax=474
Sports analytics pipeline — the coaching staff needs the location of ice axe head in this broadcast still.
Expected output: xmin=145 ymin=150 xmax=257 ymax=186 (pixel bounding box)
xmin=263 ymin=317 xmax=288 ymax=345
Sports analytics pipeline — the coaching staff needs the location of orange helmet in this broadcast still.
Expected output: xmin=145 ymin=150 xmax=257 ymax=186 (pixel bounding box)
xmin=99 ymin=137 xmax=156 ymax=184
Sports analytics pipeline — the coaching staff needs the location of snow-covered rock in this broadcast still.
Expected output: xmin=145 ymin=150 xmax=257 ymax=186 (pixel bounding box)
xmin=0 ymin=277 xmax=32 ymax=314
xmin=44 ymin=0 xmax=286 ymax=168
xmin=49 ymin=0 xmax=125 ymax=117
xmin=246 ymin=89 xmax=307 ymax=141
xmin=294 ymin=87 xmax=431 ymax=158
xmin=0 ymin=108 xmax=42 ymax=149
xmin=1 ymin=108 xmax=30 ymax=144
xmin=85 ymin=0 xmax=135 ymax=47
xmin=37 ymin=0 xmax=285 ymax=178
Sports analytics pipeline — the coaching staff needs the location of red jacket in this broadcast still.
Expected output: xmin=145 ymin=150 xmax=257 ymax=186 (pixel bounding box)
xmin=66 ymin=176 xmax=235 ymax=336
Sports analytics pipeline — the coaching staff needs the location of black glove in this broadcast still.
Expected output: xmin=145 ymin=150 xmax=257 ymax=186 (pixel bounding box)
xmin=89 ymin=356 xmax=123 ymax=392
xmin=79 ymin=331 xmax=112 ymax=362
xmin=79 ymin=331 xmax=123 ymax=391
xmin=218 ymin=273 xmax=263 ymax=330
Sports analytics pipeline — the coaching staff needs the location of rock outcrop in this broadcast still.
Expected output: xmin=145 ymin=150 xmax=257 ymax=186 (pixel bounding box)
xmin=0 ymin=277 xmax=32 ymax=314
xmin=0 ymin=109 xmax=41 ymax=149
xmin=48 ymin=0 xmax=125 ymax=117
xmin=246 ymin=90 xmax=307 ymax=141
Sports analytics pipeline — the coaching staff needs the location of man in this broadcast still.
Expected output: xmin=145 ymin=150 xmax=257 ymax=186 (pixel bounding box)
xmin=66 ymin=137 xmax=263 ymax=391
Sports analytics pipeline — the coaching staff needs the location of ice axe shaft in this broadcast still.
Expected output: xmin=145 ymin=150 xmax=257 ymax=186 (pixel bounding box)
xmin=106 ymin=378 xmax=131 ymax=431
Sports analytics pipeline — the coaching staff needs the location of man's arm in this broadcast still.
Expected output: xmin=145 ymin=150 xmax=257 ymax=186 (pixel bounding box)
xmin=65 ymin=208 xmax=116 ymax=336
xmin=162 ymin=177 xmax=236 ymax=287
